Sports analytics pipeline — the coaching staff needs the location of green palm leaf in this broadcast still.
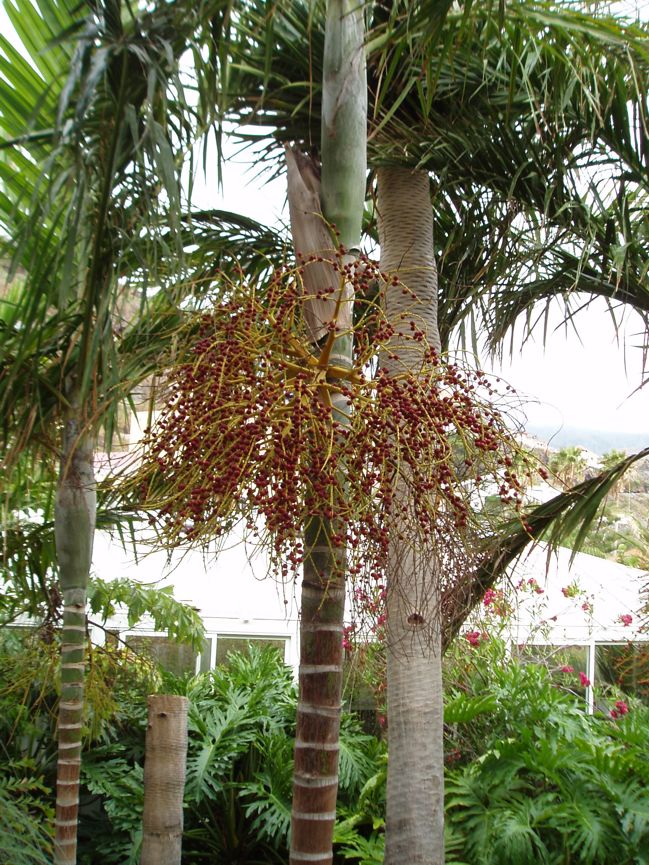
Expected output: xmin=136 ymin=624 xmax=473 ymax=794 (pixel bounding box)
xmin=444 ymin=447 xmax=649 ymax=648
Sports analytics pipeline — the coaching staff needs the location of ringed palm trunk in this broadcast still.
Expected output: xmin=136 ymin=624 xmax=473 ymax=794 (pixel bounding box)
xmin=377 ymin=167 xmax=445 ymax=865
xmin=54 ymin=401 xmax=96 ymax=865
xmin=286 ymin=3 xmax=366 ymax=864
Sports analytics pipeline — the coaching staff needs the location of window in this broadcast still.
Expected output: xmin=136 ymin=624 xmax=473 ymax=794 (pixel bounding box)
xmin=517 ymin=641 xmax=649 ymax=710
xmin=120 ymin=633 xmax=288 ymax=674
xmin=516 ymin=644 xmax=589 ymax=699
xmin=596 ymin=643 xmax=649 ymax=704
xmin=215 ymin=636 xmax=287 ymax=667
xmin=125 ymin=634 xmax=201 ymax=676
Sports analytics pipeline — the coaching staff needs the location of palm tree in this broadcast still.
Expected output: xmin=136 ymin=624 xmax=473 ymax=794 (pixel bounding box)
xmin=600 ymin=449 xmax=632 ymax=501
xmin=6 ymin=2 xmax=648 ymax=863
xmin=549 ymin=447 xmax=589 ymax=488
xmin=203 ymin=4 xmax=649 ymax=863
xmin=376 ymin=166 xmax=445 ymax=864
xmin=0 ymin=0 xmax=230 ymax=860
xmin=115 ymin=2 xmax=649 ymax=862
xmin=284 ymin=4 xmax=366 ymax=863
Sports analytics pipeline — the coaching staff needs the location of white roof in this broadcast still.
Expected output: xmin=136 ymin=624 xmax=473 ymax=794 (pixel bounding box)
xmin=502 ymin=544 xmax=647 ymax=645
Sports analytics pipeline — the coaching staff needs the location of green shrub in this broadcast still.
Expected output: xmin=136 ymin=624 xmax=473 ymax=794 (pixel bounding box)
xmin=444 ymin=638 xmax=649 ymax=865
xmin=0 ymin=760 xmax=53 ymax=865
xmin=3 ymin=630 xmax=649 ymax=865
xmin=75 ymin=646 xmax=384 ymax=865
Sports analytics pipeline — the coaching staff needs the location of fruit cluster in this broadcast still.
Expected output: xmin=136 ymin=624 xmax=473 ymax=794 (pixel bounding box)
xmin=133 ymin=254 xmax=532 ymax=605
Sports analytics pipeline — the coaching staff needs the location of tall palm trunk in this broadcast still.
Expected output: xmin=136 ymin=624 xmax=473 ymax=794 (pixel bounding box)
xmin=377 ymin=167 xmax=445 ymax=865
xmin=287 ymin=3 xmax=366 ymax=864
xmin=54 ymin=400 xmax=96 ymax=865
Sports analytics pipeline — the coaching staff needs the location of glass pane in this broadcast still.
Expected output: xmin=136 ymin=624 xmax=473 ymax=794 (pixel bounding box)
xmin=516 ymin=644 xmax=589 ymax=698
xmin=105 ymin=629 xmax=120 ymax=648
xmin=126 ymin=635 xmax=197 ymax=675
xmin=215 ymin=636 xmax=286 ymax=667
xmin=342 ymin=644 xmax=383 ymax=736
xmin=199 ymin=638 xmax=213 ymax=673
xmin=596 ymin=643 xmax=649 ymax=704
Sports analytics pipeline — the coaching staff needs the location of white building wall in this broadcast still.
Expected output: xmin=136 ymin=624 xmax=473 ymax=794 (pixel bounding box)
xmin=91 ymin=517 xmax=647 ymax=685
xmin=91 ymin=526 xmax=302 ymax=671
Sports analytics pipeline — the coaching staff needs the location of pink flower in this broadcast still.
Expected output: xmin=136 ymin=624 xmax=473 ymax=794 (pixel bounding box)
xmin=581 ymin=602 xmax=593 ymax=614
xmin=614 ymin=700 xmax=629 ymax=716
xmin=561 ymin=665 xmax=574 ymax=673
xmin=618 ymin=614 xmax=633 ymax=627
xmin=579 ymin=672 xmax=591 ymax=687
xmin=465 ymin=630 xmax=482 ymax=647
xmin=561 ymin=587 xmax=570 ymax=598
xmin=610 ymin=709 xmax=619 ymax=719
xmin=483 ymin=589 xmax=497 ymax=606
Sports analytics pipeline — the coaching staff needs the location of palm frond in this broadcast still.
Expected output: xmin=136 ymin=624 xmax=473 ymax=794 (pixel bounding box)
xmin=443 ymin=446 xmax=649 ymax=648
xmin=216 ymin=1 xmax=649 ymax=351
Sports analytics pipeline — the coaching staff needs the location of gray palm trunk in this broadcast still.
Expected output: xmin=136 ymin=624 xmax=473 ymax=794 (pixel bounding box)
xmin=377 ymin=166 xmax=445 ymax=865
xmin=141 ymin=695 xmax=189 ymax=865
xmin=54 ymin=401 xmax=96 ymax=865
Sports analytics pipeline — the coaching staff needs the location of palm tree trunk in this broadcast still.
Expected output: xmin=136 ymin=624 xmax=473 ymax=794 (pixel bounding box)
xmin=287 ymin=4 xmax=366 ymax=864
xmin=377 ymin=166 xmax=445 ymax=865
xmin=291 ymin=517 xmax=346 ymax=865
xmin=141 ymin=695 xmax=189 ymax=865
xmin=54 ymin=406 xmax=96 ymax=865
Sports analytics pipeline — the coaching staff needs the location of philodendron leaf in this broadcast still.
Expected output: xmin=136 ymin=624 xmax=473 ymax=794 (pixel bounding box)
xmin=445 ymin=693 xmax=498 ymax=725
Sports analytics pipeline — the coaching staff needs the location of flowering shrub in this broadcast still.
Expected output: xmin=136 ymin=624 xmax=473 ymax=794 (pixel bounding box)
xmin=482 ymin=587 xmax=512 ymax=618
xmin=443 ymin=639 xmax=649 ymax=865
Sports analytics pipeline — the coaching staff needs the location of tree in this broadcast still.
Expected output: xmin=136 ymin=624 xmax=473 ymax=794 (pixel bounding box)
xmin=601 ymin=449 xmax=631 ymax=501
xmin=550 ymin=447 xmax=589 ymax=488
xmin=203 ymin=4 xmax=649 ymax=863
xmin=376 ymin=166 xmax=445 ymax=864
xmin=140 ymin=695 xmax=189 ymax=865
xmin=5 ymin=1 xmax=649 ymax=863
xmin=284 ymin=3 xmax=366 ymax=863
xmin=126 ymin=3 xmax=649 ymax=863
xmin=0 ymin=0 xmax=226 ymax=859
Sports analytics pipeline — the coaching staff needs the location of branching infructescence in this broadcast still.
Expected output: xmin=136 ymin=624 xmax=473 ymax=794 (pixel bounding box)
xmin=128 ymin=251 xmax=539 ymax=625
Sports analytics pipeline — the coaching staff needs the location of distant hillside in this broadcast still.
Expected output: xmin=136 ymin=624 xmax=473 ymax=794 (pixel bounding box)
xmin=526 ymin=424 xmax=648 ymax=456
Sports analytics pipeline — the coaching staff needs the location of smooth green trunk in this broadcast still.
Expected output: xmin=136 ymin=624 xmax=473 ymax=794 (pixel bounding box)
xmin=320 ymin=0 xmax=367 ymax=251
xmin=54 ymin=408 xmax=96 ymax=865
